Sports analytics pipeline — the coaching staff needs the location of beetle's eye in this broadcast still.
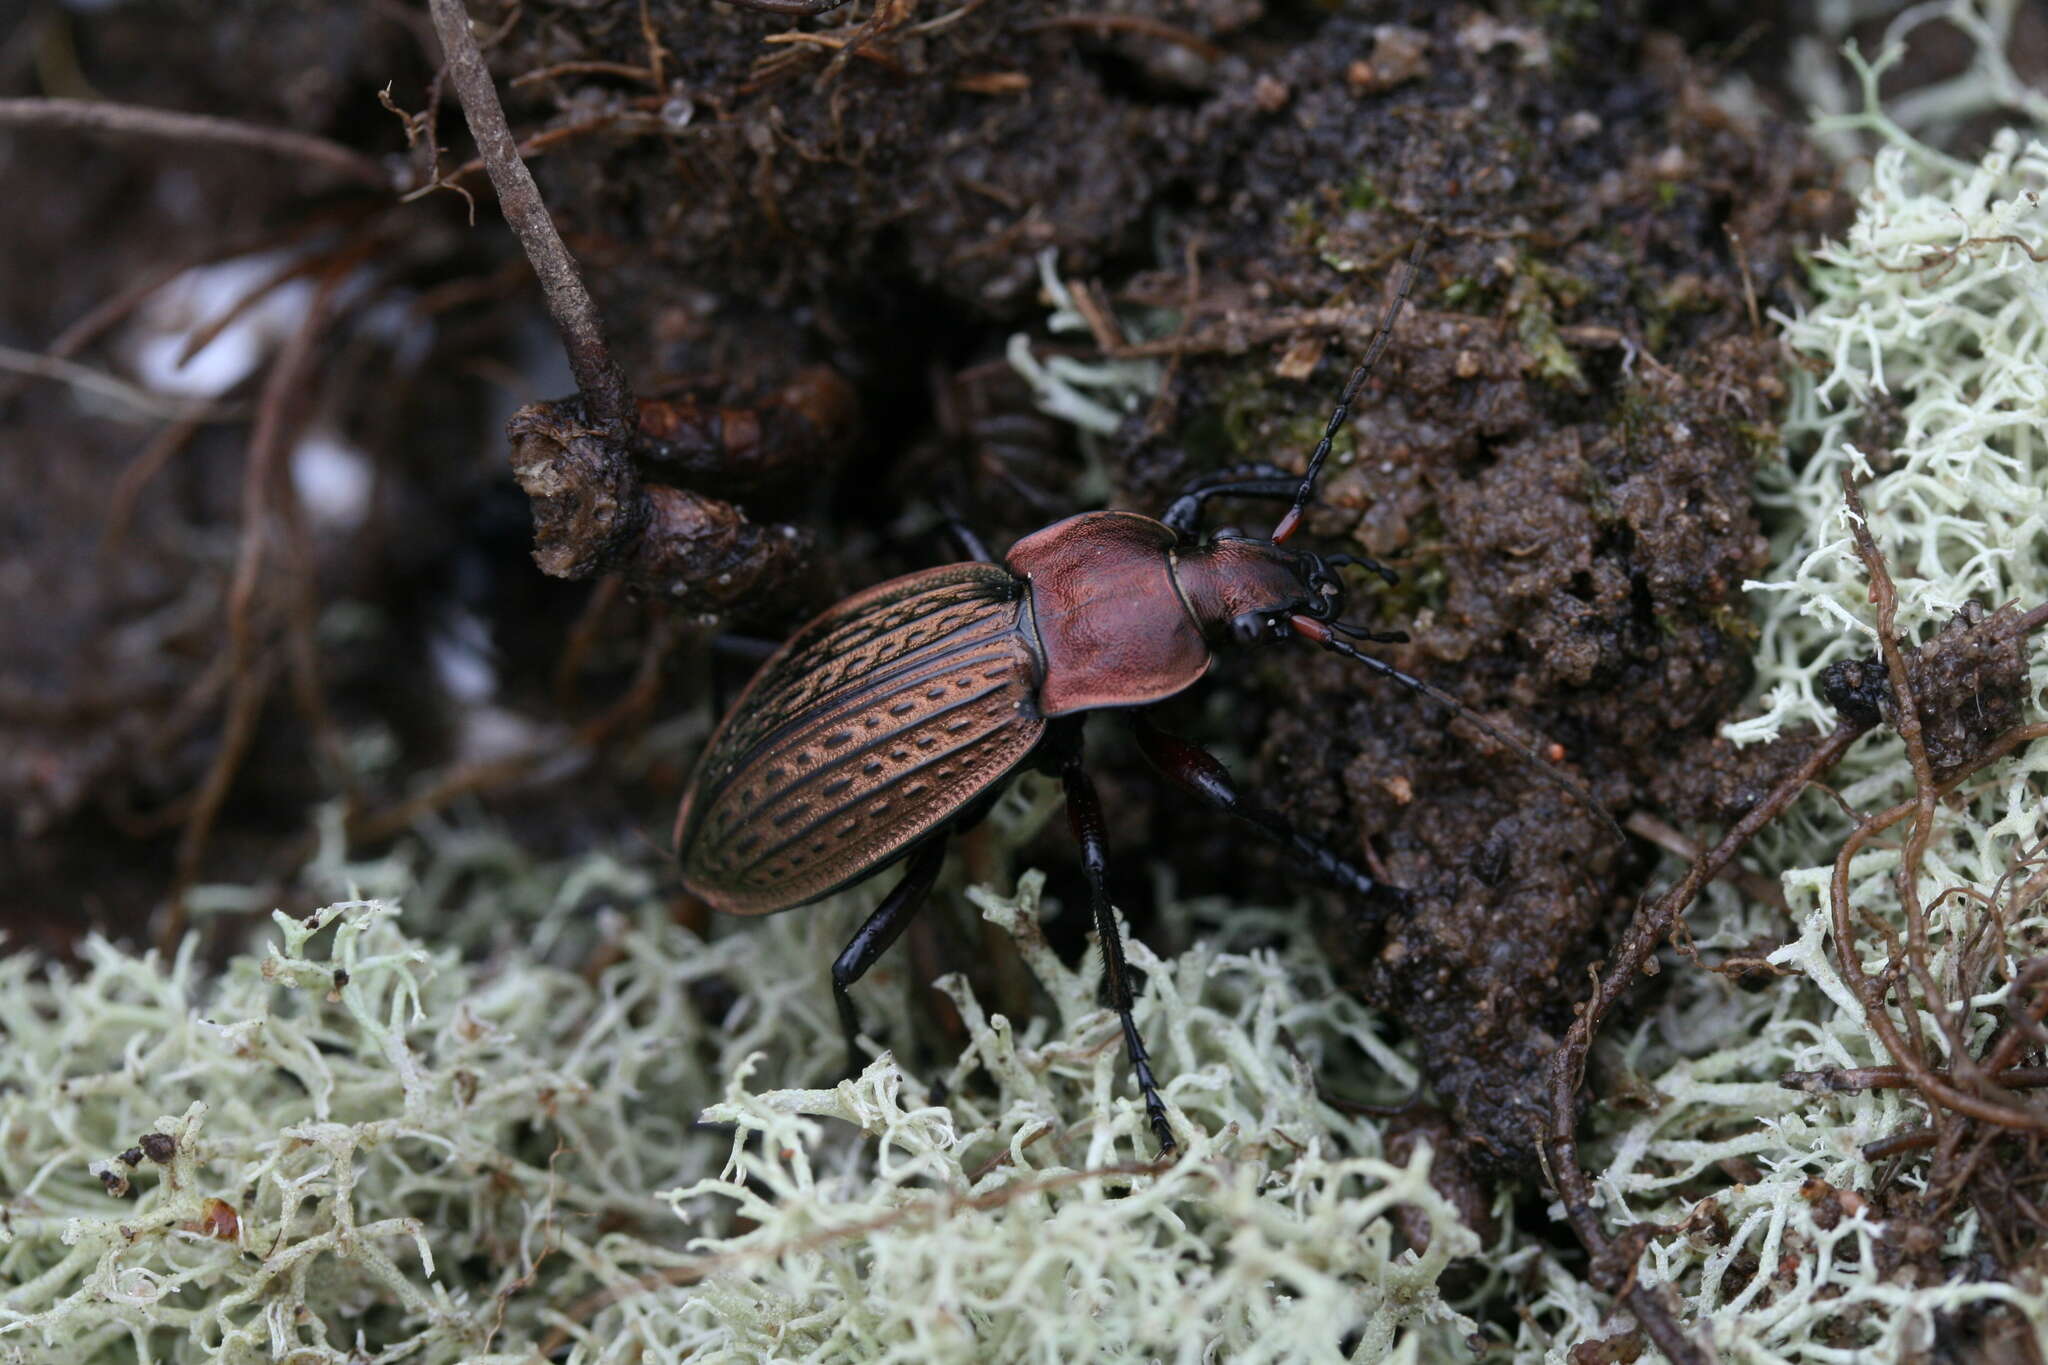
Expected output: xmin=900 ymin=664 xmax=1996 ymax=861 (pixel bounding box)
xmin=1212 ymin=526 xmax=1245 ymax=542
xmin=1229 ymin=611 xmax=1270 ymax=644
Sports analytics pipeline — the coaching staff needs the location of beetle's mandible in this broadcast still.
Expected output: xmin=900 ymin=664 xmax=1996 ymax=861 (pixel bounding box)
xmin=673 ymin=239 xmax=1616 ymax=1154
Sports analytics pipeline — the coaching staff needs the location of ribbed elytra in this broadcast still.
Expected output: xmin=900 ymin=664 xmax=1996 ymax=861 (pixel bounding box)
xmin=675 ymin=563 xmax=1043 ymax=915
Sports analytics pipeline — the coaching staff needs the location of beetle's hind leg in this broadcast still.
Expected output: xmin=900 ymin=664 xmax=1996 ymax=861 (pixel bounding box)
xmin=832 ymin=837 xmax=949 ymax=1076
xmin=1131 ymin=714 xmax=1406 ymax=916
xmin=1050 ymin=720 xmax=1177 ymax=1155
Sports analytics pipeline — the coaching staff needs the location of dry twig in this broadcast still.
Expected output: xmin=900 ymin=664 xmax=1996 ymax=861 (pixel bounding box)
xmin=0 ymin=97 xmax=391 ymax=188
xmin=428 ymin=0 xmax=636 ymax=436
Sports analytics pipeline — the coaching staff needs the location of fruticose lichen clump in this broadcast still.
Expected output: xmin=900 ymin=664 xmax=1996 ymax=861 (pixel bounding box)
xmin=0 ymin=793 xmax=1481 ymax=1363
xmin=1545 ymin=10 xmax=2048 ymax=1359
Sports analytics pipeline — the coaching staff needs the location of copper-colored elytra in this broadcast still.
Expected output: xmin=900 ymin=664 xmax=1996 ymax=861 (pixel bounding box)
xmin=677 ymin=563 xmax=1045 ymax=916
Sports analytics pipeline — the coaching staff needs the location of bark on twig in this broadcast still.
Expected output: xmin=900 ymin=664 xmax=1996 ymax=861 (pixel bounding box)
xmin=426 ymin=0 xmax=636 ymax=436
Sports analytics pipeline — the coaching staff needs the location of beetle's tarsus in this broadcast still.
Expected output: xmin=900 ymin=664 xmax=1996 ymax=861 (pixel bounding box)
xmin=1122 ymin=1013 xmax=1178 ymax=1154
xmin=1131 ymin=715 xmax=1405 ymax=915
xmin=1054 ymin=719 xmax=1177 ymax=1156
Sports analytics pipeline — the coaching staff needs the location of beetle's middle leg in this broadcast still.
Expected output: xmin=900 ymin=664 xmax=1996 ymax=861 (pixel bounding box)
xmin=832 ymin=837 xmax=949 ymax=1073
xmin=1130 ymin=714 xmax=1405 ymax=914
xmin=1050 ymin=719 xmax=1177 ymax=1154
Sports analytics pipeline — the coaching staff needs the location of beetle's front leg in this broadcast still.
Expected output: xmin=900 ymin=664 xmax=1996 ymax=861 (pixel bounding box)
xmin=1160 ymin=462 xmax=1304 ymax=538
xmin=1050 ymin=720 xmax=1177 ymax=1155
xmin=831 ymin=837 xmax=948 ymax=1075
xmin=1131 ymin=714 xmax=1406 ymax=915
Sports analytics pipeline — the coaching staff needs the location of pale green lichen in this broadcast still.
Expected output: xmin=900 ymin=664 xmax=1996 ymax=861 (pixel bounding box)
xmin=1006 ymin=249 xmax=1163 ymax=439
xmin=1532 ymin=3 xmax=2048 ymax=1359
xmin=0 ymin=781 xmax=1479 ymax=1363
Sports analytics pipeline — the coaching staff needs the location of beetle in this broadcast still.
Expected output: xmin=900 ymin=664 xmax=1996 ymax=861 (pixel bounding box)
xmin=673 ymin=242 xmax=1616 ymax=1153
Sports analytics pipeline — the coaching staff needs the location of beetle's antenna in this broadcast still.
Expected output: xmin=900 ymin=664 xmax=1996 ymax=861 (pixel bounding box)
xmin=1271 ymin=233 xmax=1430 ymax=545
xmin=1326 ymin=553 xmax=1401 ymax=587
xmin=1288 ymin=614 xmax=1629 ymax=846
xmin=1327 ymin=620 xmax=1410 ymax=645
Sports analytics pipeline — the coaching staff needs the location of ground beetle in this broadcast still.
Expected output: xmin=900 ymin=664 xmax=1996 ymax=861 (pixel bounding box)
xmin=674 ymin=242 xmax=1613 ymax=1152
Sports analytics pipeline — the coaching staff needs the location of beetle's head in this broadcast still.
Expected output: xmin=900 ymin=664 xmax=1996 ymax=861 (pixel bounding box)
xmin=1179 ymin=531 xmax=1403 ymax=648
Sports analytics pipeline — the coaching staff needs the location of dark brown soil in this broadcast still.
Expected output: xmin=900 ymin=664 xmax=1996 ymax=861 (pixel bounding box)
xmin=4 ymin=0 xmax=1836 ymax=1181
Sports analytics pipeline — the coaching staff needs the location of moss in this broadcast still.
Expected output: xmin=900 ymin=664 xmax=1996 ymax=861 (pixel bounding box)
xmin=1342 ymin=175 xmax=1386 ymax=214
xmin=1508 ymin=273 xmax=1588 ymax=391
xmin=1284 ymin=197 xmax=1320 ymax=250
xmin=1439 ymin=276 xmax=1488 ymax=309
xmin=1593 ymin=16 xmax=2048 ymax=1358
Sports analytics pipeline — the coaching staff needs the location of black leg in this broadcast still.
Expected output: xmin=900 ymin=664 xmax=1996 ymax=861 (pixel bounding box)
xmin=1131 ymin=715 xmax=1405 ymax=914
xmin=933 ymin=501 xmax=996 ymax=564
xmin=1050 ymin=720 xmax=1176 ymax=1154
xmin=832 ymin=837 xmax=948 ymax=1073
xmin=1162 ymin=462 xmax=1304 ymax=537
xmin=945 ymin=521 xmax=995 ymax=565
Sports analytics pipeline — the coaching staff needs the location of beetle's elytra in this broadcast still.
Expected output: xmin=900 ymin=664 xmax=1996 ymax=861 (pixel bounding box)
xmin=674 ymin=240 xmax=1612 ymax=1153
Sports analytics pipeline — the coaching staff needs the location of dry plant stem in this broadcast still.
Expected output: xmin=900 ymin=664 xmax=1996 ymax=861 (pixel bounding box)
xmin=342 ymin=611 xmax=675 ymax=847
xmin=1865 ymin=1128 xmax=1939 ymax=1160
xmin=1828 ymin=722 xmax=2048 ymax=1130
xmin=553 ymin=575 xmax=627 ymax=708
xmin=2009 ymin=600 xmax=2048 ymax=640
xmin=1018 ymin=13 xmax=1224 ymax=62
xmin=508 ymin=60 xmax=660 ymax=89
xmin=1978 ymin=961 xmax=2048 ymax=1077
xmin=0 ymin=344 xmax=226 ymax=423
xmin=403 ymin=110 xmax=629 ymax=202
xmin=160 ymin=278 xmax=338 ymax=952
xmin=1624 ymin=811 xmax=1789 ymax=911
xmin=276 ymin=452 xmax=359 ymax=816
xmin=0 ymin=261 xmax=185 ymax=407
xmin=1543 ymin=719 xmax=1870 ymax=1365
xmin=0 ymin=97 xmax=391 ymax=188
xmin=0 ymin=209 xmax=374 ymax=408
xmin=1785 ymin=1066 xmax=2048 ymax=1093
xmin=174 ymin=253 xmax=327 ymax=368
xmin=427 ymin=0 xmax=635 ymax=436
xmin=1839 ymin=474 xmax=1982 ymax=1091
xmin=715 ymin=0 xmax=851 ymax=15
xmin=102 ymin=415 xmax=206 ymax=556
